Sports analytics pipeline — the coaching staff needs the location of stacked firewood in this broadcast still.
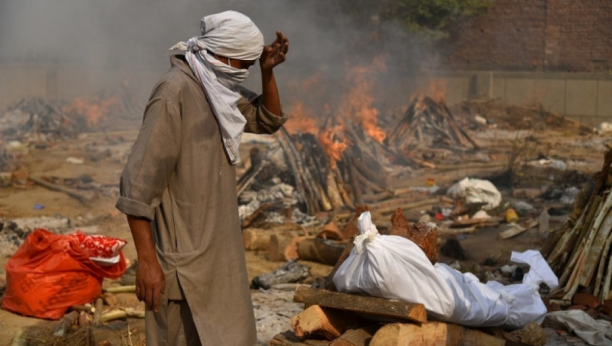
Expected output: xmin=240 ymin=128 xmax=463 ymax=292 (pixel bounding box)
xmin=387 ymin=95 xmax=479 ymax=152
xmin=547 ymin=149 xmax=612 ymax=301
xmin=270 ymin=207 xmax=545 ymax=346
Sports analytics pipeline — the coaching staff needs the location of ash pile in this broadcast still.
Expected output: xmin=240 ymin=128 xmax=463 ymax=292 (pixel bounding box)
xmin=0 ymin=98 xmax=85 ymax=143
xmin=0 ymin=216 xmax=71 ymax=257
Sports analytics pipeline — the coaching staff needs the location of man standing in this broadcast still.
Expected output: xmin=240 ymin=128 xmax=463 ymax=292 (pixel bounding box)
xmin=116 ymin=11 xmax=288 ymax=345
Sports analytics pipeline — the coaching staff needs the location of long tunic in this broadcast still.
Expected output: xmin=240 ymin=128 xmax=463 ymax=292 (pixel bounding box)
xmin=116 ymin=52 xmax=287 ymax=345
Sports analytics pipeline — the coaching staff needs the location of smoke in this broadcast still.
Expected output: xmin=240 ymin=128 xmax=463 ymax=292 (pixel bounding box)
xmin=0 ymin=0 xmax=437 ymax=117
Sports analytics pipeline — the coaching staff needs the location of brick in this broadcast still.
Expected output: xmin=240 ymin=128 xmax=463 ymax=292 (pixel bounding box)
xmin=573 ymin=293 xmax=601 ymax=309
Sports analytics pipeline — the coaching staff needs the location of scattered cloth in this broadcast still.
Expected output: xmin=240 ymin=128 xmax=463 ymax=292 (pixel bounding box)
xmin=547 ymin=310 xmax=612 ymax=346
xmin=447 ymin=177 xmax=502 ymax=210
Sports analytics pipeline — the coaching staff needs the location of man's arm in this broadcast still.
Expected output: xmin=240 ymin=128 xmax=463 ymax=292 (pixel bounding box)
xmin=116 ymin=94 xmax=181 ymax=313
xmin=259 ymin=30 xmax=289 ymax=117
xmin=127 ymin=215 xmax=165 ymax=313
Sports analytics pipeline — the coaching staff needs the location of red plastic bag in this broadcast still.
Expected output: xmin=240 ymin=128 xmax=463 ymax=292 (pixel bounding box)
xmin=2 ymin=229 xmax=127 ymax=320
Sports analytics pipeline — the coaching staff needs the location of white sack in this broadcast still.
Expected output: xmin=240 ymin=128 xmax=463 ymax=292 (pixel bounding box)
xmin=447 ymin=177 xmax=502 ymax=210
xmin=333 ymin=212 xmax=556 ymax=329
xmin=332 ymin=212 xmax=455 ymax=318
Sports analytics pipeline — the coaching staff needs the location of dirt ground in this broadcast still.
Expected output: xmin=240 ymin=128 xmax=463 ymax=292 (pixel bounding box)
xmin=0 ymin=118 xmax=608 ymax=345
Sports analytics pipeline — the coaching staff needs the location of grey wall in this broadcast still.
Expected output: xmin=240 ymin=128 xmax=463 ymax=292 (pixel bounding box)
xmin=1 ymin=63 xmax=611 ymax=126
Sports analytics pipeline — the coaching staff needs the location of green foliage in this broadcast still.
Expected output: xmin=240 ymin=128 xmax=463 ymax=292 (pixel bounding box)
xmin=336 ymin=0 xmax=493 ymax=40
xmin=384 ymin=0 xmax=493 ymax=39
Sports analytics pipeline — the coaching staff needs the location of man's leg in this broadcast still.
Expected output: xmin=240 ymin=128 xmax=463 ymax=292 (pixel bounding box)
xmin=146 ymin=299 xmax=201 ymax=346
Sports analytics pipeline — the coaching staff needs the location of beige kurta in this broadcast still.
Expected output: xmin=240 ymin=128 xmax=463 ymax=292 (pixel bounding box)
xmin=116 ymin=52 xmax=287 ymax=346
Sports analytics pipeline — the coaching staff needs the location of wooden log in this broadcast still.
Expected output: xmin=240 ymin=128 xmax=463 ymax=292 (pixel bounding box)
xmin=252 ymin=260 xmax=311 ymax=289
xmin=93 ymin=298 xmax=104 ymax=325
xmin=579 ymin=209 xmax=612 ymax=287
xmin=104 ymin=285 xmax=136 ymax=294
xmin=242 ymin=202 xmax=275 ymax=228
xmin=330 ymin=325 xmax=380 ymax=346
xmin=294 ymin=286 xmax=427 ymax=324
xmin=71 ymin=304 xmax=95 ymax=314
xmin=243 ymin=228 xmax=275 ymax=251
xmin=270 ymin=331 xmax=331 ymax=346
xmin=326 ymin=171 xmax=345 ymax=210
xmin=29 ymin=176 xmax=95 ymax=203
xmin=377 ymin=199 xmax=440 ymax=215
xmin=270 ymin=234 xmax=301 ymax=262
xmin=291 ymin=305 xmax=364 ymax=341
xmin=564 ymin=191 xmax=612 ymax=299
xmin=276 ymin=130 xmax=313 ymax=214
xmin=53 ymin=311 xmax=80 ymax=337
xmin=298 ymin=238 xmax=346 ymax=266
xmin=348 ymin=162 xmax=364 ymax=205
xmin=317 ymin=221 xmax=343 ymax=241
xmin=370 ymin=322 xmax=505 ymax=346
xmin=100 ymin=308 xmax=145 ymax=323
xmin=351 ymin=159 xmax=386 ymax=189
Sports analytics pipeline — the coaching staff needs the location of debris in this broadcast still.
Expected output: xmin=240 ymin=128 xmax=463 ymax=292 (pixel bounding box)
xmin=441 ymin=238 xmax=467 ymax=260
xmin=293 ymin=286 xmax=427 ymax=324
xmin=29 ymin=175 xmax=96 ymax=204
xmin=501 ymin=265 xmax=517 ymax=276
xmin=505 ymin=208 xmax=519 ymax=223
xmin=369 ymin=322 xmax=505 ymax=346
xmin=513 ymin=200 xmax=536 ymax=213
xmin=52 ymin=311 xmax=80 ymax=338
xmin=560 ymin=186 xmax=581 ymax=205
xmin=546 ymin=310 xmax=612 ymax=346
xmin=596 ymin=122 xmax=612 ymax=135
xmin=472 ymin=210 xmax=490 ymax=219
xmin=474 ymin=115 xmax=487 ymax=125
xmin=33 ymin=203 xmax=45 ymax=210
xmin=251 ymin=260 xmax=311 ymax=290
xmin=447 ymin=177 xmax=501 ymax=210
xmin=65 ymin=157 xmax=84 ymax=164
xmin=538 ymin=209 xmax=550 ymax=239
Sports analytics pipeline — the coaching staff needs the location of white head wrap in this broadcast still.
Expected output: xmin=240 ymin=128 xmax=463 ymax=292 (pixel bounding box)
xmin=170 ymin=11 xmax=265 ymax=164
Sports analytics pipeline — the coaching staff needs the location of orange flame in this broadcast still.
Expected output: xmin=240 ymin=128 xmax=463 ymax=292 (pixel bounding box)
xmin=428 ymin=79 xmax=447 ymax=103
xmin=341 ymin=57 xmax=387 ymax=143
xmin=318 ymin=124 xmax=349 ymax=169
xmin=284 ymin=101 xmax=319 ymax=134
xmin=65 ymin=96 xmax=120 ymax=126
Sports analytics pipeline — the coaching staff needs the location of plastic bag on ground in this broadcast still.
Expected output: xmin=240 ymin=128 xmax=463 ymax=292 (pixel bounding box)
xmin=333 ymin=212 xmax=556 ymax=329
xmin=447 ymin=177 xmax=502 ymax=210
xmin=2 ymin=229 xmax=127 ymax=320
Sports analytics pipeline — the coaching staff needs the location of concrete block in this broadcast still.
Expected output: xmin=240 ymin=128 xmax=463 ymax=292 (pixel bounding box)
xmin=566 ymin=79 xmax=598 ymax=116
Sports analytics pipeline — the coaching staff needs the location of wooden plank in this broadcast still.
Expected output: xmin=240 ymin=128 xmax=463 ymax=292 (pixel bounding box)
xmin=291 ymin=305 xmax=364 ymax=341
xmin=369 ymin=322 xmax=506 ymax=346
xmin=293 ymin=286 xmax=427 ymax=324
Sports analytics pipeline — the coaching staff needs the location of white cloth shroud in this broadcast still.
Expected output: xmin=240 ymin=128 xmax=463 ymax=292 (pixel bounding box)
xmin=333 ymin=212 xmax=558 ymax=328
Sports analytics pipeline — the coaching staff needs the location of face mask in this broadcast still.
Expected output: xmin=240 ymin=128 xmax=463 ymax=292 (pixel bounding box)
xmin=203 ymin=52 xmax=249 ymax=88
